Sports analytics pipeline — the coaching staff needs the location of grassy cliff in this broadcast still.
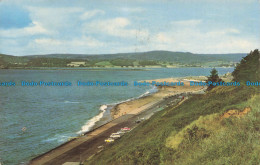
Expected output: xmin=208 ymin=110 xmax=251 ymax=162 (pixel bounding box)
xmin=86 ymin=50 xmax=259 ymax=165
xmin=86 ymin=86 xmax=259 ymax=165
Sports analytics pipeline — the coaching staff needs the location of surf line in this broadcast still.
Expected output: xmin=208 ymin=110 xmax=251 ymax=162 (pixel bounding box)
xmin=77 ymin=85 xmax=157 ymax=134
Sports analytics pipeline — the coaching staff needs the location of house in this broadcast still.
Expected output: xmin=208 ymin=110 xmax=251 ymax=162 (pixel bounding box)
xmin=67 ymin=62 xmax=86 ymax=67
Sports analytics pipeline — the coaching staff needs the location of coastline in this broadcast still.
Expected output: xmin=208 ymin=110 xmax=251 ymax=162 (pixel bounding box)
xmin=110 ymin=77 xmax=205 ymax=119
xmin=29 ymin=76 xmax=206 ymax=165
xmin=78 ymin=85 xmax=158 ymax=134
xmin=80 ymin=77 xmax=205 ymax=135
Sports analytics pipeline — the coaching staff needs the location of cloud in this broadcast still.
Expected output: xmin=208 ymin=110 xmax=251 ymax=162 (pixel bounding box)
xmin=26 ymin=6 xmax=84 ymax=33
xmin=155 ymin=33 xmax=172 ymax=43
xmin=0 ymin=1 xmax=259 ymax=55
xmin=83 ymin=17 xmax=149 ymax=39
xmin=150 ymin=20 xmax=258 ymax=53
xmin=34 ymin=36 xmax=104 ymax=48
xmin=206 ymin=28 xmax=240 ymax=36
xmin=20 ymin=36 xmax=105 ymax=55
xmin=0 ymin=21 xmax=50 ymax=38
xmin=171 ymin=19 xmax=202 ymax=27
xmin=119 ymin=7 xmax=144 ymax=13
xmin=177 ymin=0 xmax=257 ymax=3
xmin=80 ymin=9 xmax=105 ymax=20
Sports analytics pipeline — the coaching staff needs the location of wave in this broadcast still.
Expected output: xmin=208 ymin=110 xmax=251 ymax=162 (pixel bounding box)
xmin=64 ymin=101 xmax=80 ymax=104
xmin=42 ymin=134 xmax=71 ymax=143
xmin=77 ymin=105 xmax=107 ymax=134
xmin=77 ymin=85 xmax=158 ymax=134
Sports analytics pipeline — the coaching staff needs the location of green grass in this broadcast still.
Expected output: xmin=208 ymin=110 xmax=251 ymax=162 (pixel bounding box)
xmin=86 ymin=85 xmax=259 ymax=165
xmin=171 ymin=95 xmax=260 ymax=165
xmin=94 ymin=61 xmax=113 ymax=66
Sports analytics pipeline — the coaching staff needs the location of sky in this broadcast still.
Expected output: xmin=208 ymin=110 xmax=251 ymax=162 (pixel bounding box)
xmin=0 ymin=0 xmax=259 ymax=56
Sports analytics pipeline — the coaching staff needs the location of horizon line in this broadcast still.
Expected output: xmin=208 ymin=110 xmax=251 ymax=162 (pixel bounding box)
xmin=0 ymin=50 xmax=250 ymax=57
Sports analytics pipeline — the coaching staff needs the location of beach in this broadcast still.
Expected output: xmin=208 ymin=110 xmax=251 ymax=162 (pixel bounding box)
xmin=29 ymin=77 xmax=206 ymax=165
xmin=111 ymin=78 xmax=205 ymax=119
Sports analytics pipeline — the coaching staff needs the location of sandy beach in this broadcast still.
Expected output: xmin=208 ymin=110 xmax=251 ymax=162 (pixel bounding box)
xmin=111 ymin=78 xmax=205 ymax=119
xmin=29 ymin=77 xmax=206 ymax=165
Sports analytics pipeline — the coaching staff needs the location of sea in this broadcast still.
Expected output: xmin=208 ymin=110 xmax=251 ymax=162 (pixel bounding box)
xmin=0 ymin=67 xmax=234 ymax=165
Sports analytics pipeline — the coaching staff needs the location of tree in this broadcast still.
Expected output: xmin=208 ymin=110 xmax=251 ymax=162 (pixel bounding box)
xmin=232 ymin=49 xmax=260 ymax=83
xmin=206 ymin=68 xmax=222 ymax=91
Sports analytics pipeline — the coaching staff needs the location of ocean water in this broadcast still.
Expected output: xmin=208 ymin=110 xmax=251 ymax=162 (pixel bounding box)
xmin=0 ymin=67 xmax=233 ymax=165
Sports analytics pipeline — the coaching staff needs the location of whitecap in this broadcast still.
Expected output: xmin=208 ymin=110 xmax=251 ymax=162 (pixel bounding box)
xmin=77 ymin=105 xmax=107 ymax=134
xmin=42 ymin=134 xmax=71 ymax=143
xmin=64 ymin=101 xmax=80 ymax=104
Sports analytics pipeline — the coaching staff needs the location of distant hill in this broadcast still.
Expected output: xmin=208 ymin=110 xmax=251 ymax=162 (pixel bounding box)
xmin=28 ymin=51 xmax=245 ymax=62
xmin=0 ymin=51 xmax=246 ymax=68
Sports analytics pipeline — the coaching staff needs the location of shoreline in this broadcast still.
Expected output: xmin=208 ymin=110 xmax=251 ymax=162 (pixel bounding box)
xmin=81 ymin=76 xmax=205 ymax=134
xmin=110 ymin=77 xmax=205 ymax=119
xmin=29 ymin=77 xmax=206 ymax=165
xmin=0 ymin=66 xmax=234 ymax=71
xmin=78 ymin=85 xmax=158 ymax=134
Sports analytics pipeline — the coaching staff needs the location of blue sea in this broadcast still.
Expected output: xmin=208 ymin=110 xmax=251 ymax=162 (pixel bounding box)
xmin=0 ymin=67 xmax=233 ymax=165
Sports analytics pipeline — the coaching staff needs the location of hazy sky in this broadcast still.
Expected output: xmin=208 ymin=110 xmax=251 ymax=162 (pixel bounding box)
xmin=0 ymin=0 xmax=259 ymax=55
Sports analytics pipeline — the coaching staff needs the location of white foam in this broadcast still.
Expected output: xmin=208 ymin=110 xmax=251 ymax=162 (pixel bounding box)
xmin=76 ymin=86 xmax=158 ymax=134
xmin=64 ymin=101 xmax=80 ymax=104
xmin=77 ymin=105 xmax=107 ymax=134
xmin=100 ymin=105 xmax=107 ymax=111
xmin=42 ymin=134 xmax=70 ymax=143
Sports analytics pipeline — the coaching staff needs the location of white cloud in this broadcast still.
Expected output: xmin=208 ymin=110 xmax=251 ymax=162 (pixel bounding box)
xmin=7 ymin=36 xmax=105 ymax=55
xmin=0 ymin=21 xmax=50 ymax=38
xmin=171 ymin=19 xmax=202 ymax=27
xmin=33 ymin=36 xmax=104 ymax=50
xmin=34 ymin=38 xmax=62 ymax=45
xmin=0 ymin=1 xmax=259 ymax=55
xmin=80 ymin=9 xmax=105 ymax=20
xmin=155 ymin=32 xmax=172 ymax=43
xmin=25 ymin=6 xmax=87 ymax=34
xmin=149 ymin=21 xmax=258 ymax=53
xmin=177 ymin=0 xmax=257 ymax=3
xmin=119 ymin=7 xmax=144 ymax=13
xmin=25 ymin=21 xmax=50 ymax=34
xmin=83 ymin=17 xmax=149 ymax=39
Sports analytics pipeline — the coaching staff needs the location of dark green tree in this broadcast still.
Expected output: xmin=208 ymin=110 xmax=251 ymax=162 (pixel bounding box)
xmin=206 ymin=68 xmax=222 ymax=91
xmin=232 ymin=49 xmax=260 ymax=83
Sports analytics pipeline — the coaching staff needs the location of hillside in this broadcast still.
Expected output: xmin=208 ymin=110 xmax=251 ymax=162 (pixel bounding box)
xmin=0 ymin=51 xmax=245 ymax=68
xmin=85 ymin=50 xmax=260 ymax=165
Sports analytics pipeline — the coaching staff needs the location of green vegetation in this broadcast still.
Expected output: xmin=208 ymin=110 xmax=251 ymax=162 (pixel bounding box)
xmin=206 ymin=68 xmax=223 ymax=91
xmin=0 ymin=51 xmax=245 ymax=69
xmin=94 ymin=61 xmax=113 ymax=67
xmin=110 ymin=59 xmax=135 ymax=67
xmin=26 ymin=58 xmax=77 ymax=67
xmin=232 ymin=49 xmax=260 ymax=83
xmin=86 ymin=86 xmax=259 ymax=165
xmin=85 ymin=50 xmax=259 ymax=165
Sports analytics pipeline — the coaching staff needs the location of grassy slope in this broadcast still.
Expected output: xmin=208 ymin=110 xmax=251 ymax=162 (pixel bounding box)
xmin=86 ymin=85 xmax=259 ymax=165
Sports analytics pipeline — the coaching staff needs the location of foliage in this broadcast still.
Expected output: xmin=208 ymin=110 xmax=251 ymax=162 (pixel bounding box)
xmin=110 ymin=59 xmax=135 ymax=67
xmin=206 ymin=68 xmax=223 ymax=91
xmin=232 ymin=49 xmax=260 ymax=83
xmin=138 ymin=60 xmax=158 ymax=66
xmin=26 ymin=58 xmax=75 ymax=67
